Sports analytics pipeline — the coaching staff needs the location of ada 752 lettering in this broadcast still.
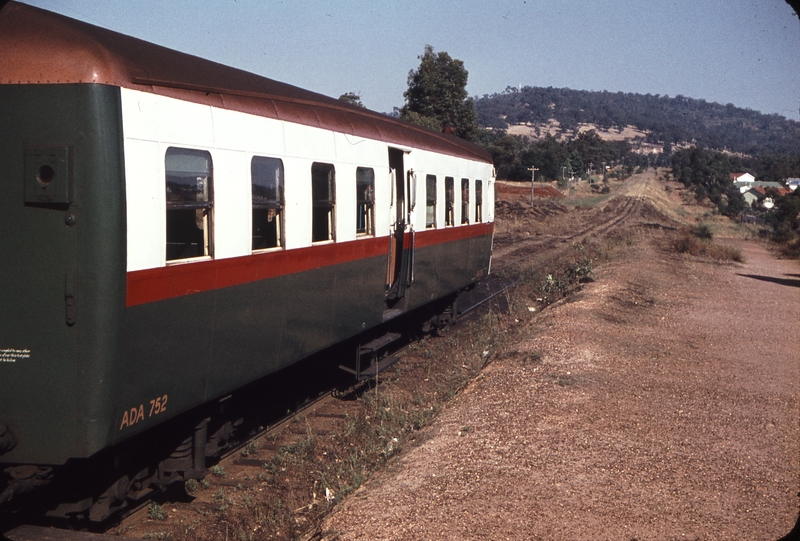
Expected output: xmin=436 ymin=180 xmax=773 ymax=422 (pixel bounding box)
xmin=119 ymin=394 xmax=169 ymax=430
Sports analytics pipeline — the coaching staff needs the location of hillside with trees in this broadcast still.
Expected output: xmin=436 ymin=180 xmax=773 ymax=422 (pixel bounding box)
xmin=392 ymin=49 xmax=800 ymax=252
xmin=475 ymin=86 xmax=800 ymax=156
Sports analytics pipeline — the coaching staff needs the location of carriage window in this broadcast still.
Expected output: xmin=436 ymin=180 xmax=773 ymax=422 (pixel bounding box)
xmin=251 ymin=156 xmax=284 ymax=250
xmin=426 ymin=175 xmax=437 ymax=229
xmin=475 ymin=180 xmax=483 ymax=223
xmin=461 ymin=178 xmax=470 ymax=224
xmin=165 ymin=147 xmax=213 ymax=261
xmin=356 ymin=167 xmax=375 ymax=236
xmin=445 ymin=176 xmax=454 ymax=227
xmin=312 ymin=162 xmax=335 ymax=242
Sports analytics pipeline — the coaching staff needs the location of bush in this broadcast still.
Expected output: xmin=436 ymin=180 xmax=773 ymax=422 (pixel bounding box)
xmin=671 ymin=229 xmax=743 ymax=262
xmin=147 ymin=502 xmax=168 ymax=521
xmin=693 ymin=223 xmax=713 ymax=240
xmin=778 ymin=233 xmax=800 ymax=258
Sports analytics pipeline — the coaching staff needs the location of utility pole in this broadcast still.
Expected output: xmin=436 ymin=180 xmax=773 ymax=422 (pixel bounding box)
xmin=528 ymin=166 xmax=539 ymax=205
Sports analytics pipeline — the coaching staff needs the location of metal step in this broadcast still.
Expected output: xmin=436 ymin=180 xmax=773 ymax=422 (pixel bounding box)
xmin=339 ymin=355 xmax=401 ymax=381
xmin=382 ymin=308 xmax=404 ymax=322
xmin=356 ymin=355 xmax=400 ymax=380
xmin=339 ymin=332 xmax=403 ymax=380
xmin=359 ymin=332 xmax=401 ymax=355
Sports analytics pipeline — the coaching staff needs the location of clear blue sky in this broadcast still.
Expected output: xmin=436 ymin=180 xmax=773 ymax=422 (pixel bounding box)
xmin=18 ymin=0 xmax=800 ymax=122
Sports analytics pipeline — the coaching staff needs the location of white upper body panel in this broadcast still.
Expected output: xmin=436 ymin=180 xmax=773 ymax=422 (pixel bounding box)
xmin=120 ymin=88 xmax=494 ymax=273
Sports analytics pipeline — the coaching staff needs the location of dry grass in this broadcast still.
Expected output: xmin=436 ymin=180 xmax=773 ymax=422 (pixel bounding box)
xmin=671 ymin=229 xmax=745 ymax=263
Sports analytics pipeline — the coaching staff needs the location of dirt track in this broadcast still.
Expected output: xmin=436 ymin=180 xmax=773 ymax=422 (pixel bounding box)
xmin=319 ymin=179 xmax=800 ymax=540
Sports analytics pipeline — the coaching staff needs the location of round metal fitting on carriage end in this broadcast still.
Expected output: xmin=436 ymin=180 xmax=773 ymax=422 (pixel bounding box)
xmin=64 ymin=212 xmax=76 ymax=226
xmin=0 ymin=422 xmax=18 ymax=454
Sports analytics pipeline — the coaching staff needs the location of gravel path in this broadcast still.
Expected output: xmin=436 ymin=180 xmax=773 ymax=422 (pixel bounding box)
xmin=320 ymin=238 xmax=800 ymax=540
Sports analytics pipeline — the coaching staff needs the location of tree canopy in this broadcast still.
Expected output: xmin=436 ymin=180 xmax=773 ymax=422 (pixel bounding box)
xmin=670 ymin=147 xmax=746 ymax=217
xmin=338 ymin=92 xmax=364 ymax=108
xmin=400 ymin=45 xmax=478 ymax=141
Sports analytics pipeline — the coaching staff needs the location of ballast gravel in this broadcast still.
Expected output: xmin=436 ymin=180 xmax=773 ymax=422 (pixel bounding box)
xmin=320 ymin=238 xmax=800 ymax=540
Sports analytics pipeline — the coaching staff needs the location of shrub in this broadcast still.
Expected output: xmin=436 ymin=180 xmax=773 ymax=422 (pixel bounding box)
xmin=147 ymin=502 xmax=168 ymax=521
xmin=693 ymin=223 xmax=713 ymax=240
xmin=672 ymin=229 xmax=743 ymax=262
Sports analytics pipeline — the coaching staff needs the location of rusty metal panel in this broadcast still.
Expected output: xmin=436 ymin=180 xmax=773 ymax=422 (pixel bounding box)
xmin=220 ymin=94 xmax=280 ymax=121
xmin=272 ymin=99 xmax=323 ymax=129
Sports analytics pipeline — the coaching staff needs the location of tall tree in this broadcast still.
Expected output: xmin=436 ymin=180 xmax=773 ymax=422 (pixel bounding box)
xmin=400 ymin=45 xmax=478 ymax=141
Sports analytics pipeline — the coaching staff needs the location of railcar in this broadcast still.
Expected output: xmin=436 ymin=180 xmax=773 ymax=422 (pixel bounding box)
xmin=0 ymin=1 xmax=494 ymax=519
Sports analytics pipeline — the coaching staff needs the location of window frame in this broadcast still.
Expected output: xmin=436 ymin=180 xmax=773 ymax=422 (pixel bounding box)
xmin=165 ymin=147 xmax=213 ymax=262
xmin=311 ymin=162 xmax=336 ymax=243
xmin=475 ymin=179 xmax=483 ymax=223
xmin=251 ymin=155 xmax=285 ymax=251
xmin=356 ymin=166 xmax=375 ymax=237
xmin=461 ymin=178 xmax=470 ymax=225
xmin=444 ymin=176 xmax=454 ymax=227
xmin=425 ymin=174 xmax=437 ymax=229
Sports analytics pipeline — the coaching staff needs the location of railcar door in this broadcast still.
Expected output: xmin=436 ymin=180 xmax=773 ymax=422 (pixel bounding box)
xmin=385 ymin=147 xmax=415 ymax=314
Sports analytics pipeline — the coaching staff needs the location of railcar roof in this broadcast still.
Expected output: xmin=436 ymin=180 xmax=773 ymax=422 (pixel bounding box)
xmin=0 ymin=2 xmax=492 ymax=164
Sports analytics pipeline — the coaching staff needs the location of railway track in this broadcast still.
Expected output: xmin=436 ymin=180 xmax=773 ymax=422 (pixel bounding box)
xmin=5 ymin=177 xmax=661 ymax=540
xmin=492 ymin=187 xmax=647 ymax=275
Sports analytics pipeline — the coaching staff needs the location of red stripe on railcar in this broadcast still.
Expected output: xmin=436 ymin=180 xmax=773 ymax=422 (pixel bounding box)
xmin=126 ymin=223 xmax=493 ymax=307
xmin=414 ymin=222 xmax=493 ymax=248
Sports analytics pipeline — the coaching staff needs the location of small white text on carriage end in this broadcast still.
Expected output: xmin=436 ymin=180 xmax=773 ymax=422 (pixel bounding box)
xmin=1 ymin=348 xmax=31 ymax=362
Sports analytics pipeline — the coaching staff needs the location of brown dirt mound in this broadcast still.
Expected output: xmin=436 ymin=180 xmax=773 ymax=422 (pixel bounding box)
xmin=495 ymin=199 xmax=569 ymax=221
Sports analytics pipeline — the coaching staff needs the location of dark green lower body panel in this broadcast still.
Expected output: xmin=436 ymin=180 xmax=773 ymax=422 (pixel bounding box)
xmin=113 ymin=232 xmax=491 ymax=444
xmin=0 ymin=84 xmax=126 ymax=465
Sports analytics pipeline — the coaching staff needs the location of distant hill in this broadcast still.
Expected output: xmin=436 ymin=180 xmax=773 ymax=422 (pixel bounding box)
xmin=475 ymin=86 xmax=800 ymax=156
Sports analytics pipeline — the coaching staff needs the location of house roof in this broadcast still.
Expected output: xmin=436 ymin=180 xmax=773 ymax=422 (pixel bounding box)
xmin=748 ymin=186 xmax=791 ymax=198
xmin=752 ymin=181 xmax=783 ymax=189
xmin=729 ymin=172 xmax=753 ymax=181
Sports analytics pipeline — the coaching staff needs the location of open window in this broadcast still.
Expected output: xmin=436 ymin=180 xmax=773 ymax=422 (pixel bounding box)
xmin=445 ymin=176 xmax=454 ymax=227
xmin=356 ymin=167 xmax=375 ymax=236
xmin=312 ymin=162 xmax=335 ymax=242
xmin=425 ymin=174 xmax=436 ymax=229
xmin=251 ymin=156 xmax=284 ymax=250
xmin=165 ymin=147 xmax=213 ymax=261
xmin=475 ymin=179 xmax=483 ymax=223
xmin=461 ymin=178 xmax=470 ymax=224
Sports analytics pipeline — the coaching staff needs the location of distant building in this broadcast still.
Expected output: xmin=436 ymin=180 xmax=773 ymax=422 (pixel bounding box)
xmin=753 ymin=181 xmax=784 ymax=190
xmin=785 ymin=178 xmax=800 ymax=191
xmin=729 ymin=172 xmax=755 ymax=186
xmin=743 ymin=187 xmax=765 ymax=207
xmin=743 ymin=185 xmax=791 ymax=209
xmin=736 ymin=179 xmax=781 ymax=194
